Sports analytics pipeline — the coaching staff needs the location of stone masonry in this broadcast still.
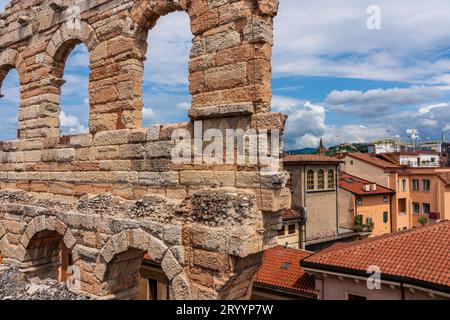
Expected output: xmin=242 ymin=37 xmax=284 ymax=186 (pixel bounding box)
xmin=0 ymin=0 xmax=290 ymax=299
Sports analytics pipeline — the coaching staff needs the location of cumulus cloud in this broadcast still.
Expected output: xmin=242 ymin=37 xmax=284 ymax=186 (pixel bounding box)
xmin=177 ymin=102 xmax=191 ymax=110
xmin=418 ymin=103 xmax=448 ymax=115
xmin=142 ymin=107 xmax=156 ymax=121
xmin=326 ymin=86 xmax=443 ymax=116
xmin=272 ymin=95 xmax=390 ymax=149
xmin=59 ymin=111 xmax=88 ymax=134
xmin=274 ymin=0 xmax=450 ymax=85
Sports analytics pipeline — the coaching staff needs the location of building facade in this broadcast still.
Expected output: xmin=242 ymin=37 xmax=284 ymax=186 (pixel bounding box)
xmin=339 ymin=172 xmax=394 ymax=237
xmin=342 ymin=153 xmax=450 ymax=231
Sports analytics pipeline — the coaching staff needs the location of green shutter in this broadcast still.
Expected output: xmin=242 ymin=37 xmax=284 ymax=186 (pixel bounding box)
xmin=383 ymin=211 xmax=388 ymax=223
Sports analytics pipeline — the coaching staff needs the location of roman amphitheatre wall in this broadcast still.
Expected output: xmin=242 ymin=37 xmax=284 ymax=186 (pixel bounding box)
xmin=0 ymin=0 xmax=290 ymax=299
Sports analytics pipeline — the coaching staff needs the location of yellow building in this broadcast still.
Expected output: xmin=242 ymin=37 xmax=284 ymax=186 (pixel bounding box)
xmin=339 ymin=172 xmax=394 ymax=237
xmin=342 ymin=153 xmax=450 ymax=231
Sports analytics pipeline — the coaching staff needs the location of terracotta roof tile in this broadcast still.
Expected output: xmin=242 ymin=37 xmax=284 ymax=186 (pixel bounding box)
xmin=339 ymin=172 xmax=395 ymax=196
xmin=254 ymin=246 xmax=317 ymax=297
xmin=284 ymin=154 xmax=342 ymax=164
xmin=301 ymin=221 xmax=450 ymax=291
xmin=347 ymin=153 xmax=401 ymax=169
xmin=282 ymin=208 xmax=302 ymax=221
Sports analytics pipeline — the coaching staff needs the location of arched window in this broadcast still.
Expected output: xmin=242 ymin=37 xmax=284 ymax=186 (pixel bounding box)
xmin=307 ymin=170 xmax=315 ymax=191
xmin=317 ymin=170 xmax=325 ymax=190
xmin=0 ymin=66 xmax=20 ymax=140
xmin=58 ymin=43 xmax=89 ymax=135
xmin=328 ymin=169 xmax=335 ymax=189
xmin=142 ymin=11 xmax=191 ymax=126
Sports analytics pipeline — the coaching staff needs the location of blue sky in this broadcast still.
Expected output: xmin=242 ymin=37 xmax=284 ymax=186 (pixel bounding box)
xmin=1 ymin=0 xmax=450 ymax=149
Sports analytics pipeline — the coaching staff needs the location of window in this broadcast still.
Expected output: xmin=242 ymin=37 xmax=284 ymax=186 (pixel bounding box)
xmin=431 ymin=157 xmax=436 ymax=163
xmin=327 ymin=169 xmax=335 ymax=189
xmin=317 ymin=170 xmax=325 ymax=190
xmin=423 ymin=203 xmax=431 ymax=215
xmin=288 ymin=224 xmax=296 ymax=235
xmin=307 ymin=170 xmax=314 ymax=191
xmin=422 ymin=180 xmax=430 ymax=192
xmin=412 ymin=179 xmax=420 ymax=191
xmin=278 ymin=225 xmax=285 ymax=236
xmin=383 ymin=211 xmax=389 ymax=223
xmin=0 ymin=66 xmax=20 ymax=140
xmin=350 ymin=160 xmax=354 ymax=165
xmin=356 ymin=197 xmax=363 ymax=206
xmin=383 ymin=195 xmax=388 ymax=203
xmin=402 ymin=179 xmax=407 ymax=192
xmin=412 ymin=202 xmax=420 ymax=214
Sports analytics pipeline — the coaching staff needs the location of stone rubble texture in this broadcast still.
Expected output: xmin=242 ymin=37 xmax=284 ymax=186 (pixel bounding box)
xmin=0 ymin=0 xmax=290 ymax=299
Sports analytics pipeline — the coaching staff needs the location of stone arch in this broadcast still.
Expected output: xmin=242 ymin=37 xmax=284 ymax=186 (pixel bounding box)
xmin=42 ymin=21 xmax=98 ymax=136
xmin=17 ymin=215 xmax=76 ymax=280
xmin=20 ymin=215 xmax=75 ymax=250
xmin=0 ymin=48 xmax=25 ymax=109
xmin=94 ymin=228 xmax=191 ymax=299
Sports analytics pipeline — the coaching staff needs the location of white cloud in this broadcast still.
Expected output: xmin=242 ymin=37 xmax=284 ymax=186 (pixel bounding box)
xmin=326 ymin=86 xmax=443 ymax=116
xmin=272 ymin=96 xmax=389 ymax=149
xmin=59 ymin=111 xmax=88 ymax=134
xmin=142 ymin=107 xmax=156 ymax=121
xmin=418 ymin=103 xmax=448 ymax=115
xmin=274 ymin=0 xmax=450 ymax=84
xmin=177 ymin=102 xmax=190 ymax=110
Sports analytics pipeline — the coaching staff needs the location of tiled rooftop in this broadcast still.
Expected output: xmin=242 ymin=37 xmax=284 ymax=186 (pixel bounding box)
xmin=301 ymin=221 xmax=450 ymax=292
xmin=254 ymin=246 xmax=317 ymax=297
xmin=284 ymin=154 xmax=342 ymax=164
xmin=282 ymin=208 xmax=302 ymax=221
xmin=347 ymin=153 xmax=401 ymax=169
xmin=339 ymin=172 xmax=395 ymax=196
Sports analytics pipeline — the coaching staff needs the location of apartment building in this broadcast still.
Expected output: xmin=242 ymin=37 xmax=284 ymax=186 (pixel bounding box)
xmin=339 ymin=172 xmax=394 ymax=237
xmin=342 ymin=153 xmax=450 ymax=231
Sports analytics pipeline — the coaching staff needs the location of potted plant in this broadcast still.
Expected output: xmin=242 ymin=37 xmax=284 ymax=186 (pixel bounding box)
xmin=418 ymin=216 xmax=428 ymax=226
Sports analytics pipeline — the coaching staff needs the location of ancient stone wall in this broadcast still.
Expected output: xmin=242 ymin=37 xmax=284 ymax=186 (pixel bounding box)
xmin=0 ymin=0 xmax=290 ymax=299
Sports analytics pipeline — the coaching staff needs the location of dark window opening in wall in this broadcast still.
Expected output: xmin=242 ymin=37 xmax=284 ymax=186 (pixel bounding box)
xmin=413 ymin=202 xmax=420 ymax=214
xmin=398 ymin=198 xmax=407 ymax=215
xmin=423 ymin=203 xmax=431 ymax=215
xmin=59 ymin=44 xmax=89 ymax=135
xmin=288 ymin=224 xmax=296 ymax=234
xmin=0 ymin=67 xmax=20 ymax=140
xmin=278 ymin=225 xmax=285 ymax=236
xmin=383 ymin=211 xmax=388 ymax=223
xmin=356 ymin=196 xmax=363 ymax=206
xmin=307 ymin=170 xmax=315 ymax=191
xmin=422 ymin=179 xmax=430 ymax=192
xmin=412 ymin=179 xmax=420 ymax=191
xmin=402 ymin=179 xmax=407 ymax=192
xmin=143 ymin=11 xmax=191 ymax=126
xmin=383 ymin=194 xmax=388 ymax=203
xmin=327 ymin=169 xmax=335 ymax=189
xmin=317 ymin=170 xmax=325 ymax=190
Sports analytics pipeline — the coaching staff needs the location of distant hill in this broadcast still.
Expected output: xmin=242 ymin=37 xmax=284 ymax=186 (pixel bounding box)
xmin=286 ymin=148 xmax=318 ymax=155
xmin=326 ymin=143 xmax=369 ymax=156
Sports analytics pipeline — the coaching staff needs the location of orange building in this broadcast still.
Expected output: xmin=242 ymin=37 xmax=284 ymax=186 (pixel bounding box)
xmin=339 ymin=172 xmax=395 ymax=237
xmin=342 ymin=153 xmax=450 ymax=231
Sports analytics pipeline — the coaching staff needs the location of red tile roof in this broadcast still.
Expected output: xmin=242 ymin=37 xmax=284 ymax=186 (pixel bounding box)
xmin=347 ymin=153 xmax=401 ymax=169
xmin=301 ymin=221 xmax=450 ymax=292
xmin=339 ymin=172 xmax=395 ymax=196
xmin=284 ymin=154 xmax=342 ymax=164
xmin=254 ymin=246 xmax=317 ymax=297
xmin=282 ymin=208 xmax=302 ymax=221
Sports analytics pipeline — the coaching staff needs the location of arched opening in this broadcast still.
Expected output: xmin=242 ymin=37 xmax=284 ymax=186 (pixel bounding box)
xmin=141 ymin=11 xmax=191 ymax=126
xmin=328 ymin=169 xmax=335 ymax=189
xmin=53 ymin=40 xmax=89 ymax=135
xmin=307 ymin=170 xmax=315 ymax=191
xmin=317 ymin=170 xmax=325 ymax=190
xmin=102 ymin=249 xmax=168 ymax=300
xmin=23 ymin=230 xmax=71 ymax=282
xmin=0 ymin=66 xmax=20 ymax=140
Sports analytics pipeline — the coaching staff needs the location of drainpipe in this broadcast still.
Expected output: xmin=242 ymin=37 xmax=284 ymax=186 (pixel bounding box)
xmin=401 ymin=282 xmax=405 ymax=300
xmin=336 ymin=165 xmax=340 ymax=235
xmin=301 ymin=165 xmax=307 ymax=250
xmin=389 ymin=194 xmax=394 ymax=233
